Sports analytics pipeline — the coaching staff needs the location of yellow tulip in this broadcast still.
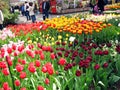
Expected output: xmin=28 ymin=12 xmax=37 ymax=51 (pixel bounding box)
xmin=28 ymin=40 xmax=32 ymax=44
xmin=34 ymin=41 xmax=37 ymax=44
xmin=44 ymin=42 xmax=47 ymax=45
xmin=66 ymin=34 xmax=69 ymax=37
xmin=48 ymin=43 xmax=51 ymax=46
xmin=51 ymin=42 xmax=55 ymax=45
xmin=40 ymin=32 xmax=42 ymax=35
xmin=36 ymin=38 xmax=38 ymax=41
xmin=59 ymin=40 xmax=62 ymax=43
xmin=58 ymin=35 xmax=62 ymax=40
xmin=65 ymin=41 xmax=67 ymax=44
xmin=70 ymin=42 xmax=73 ymax=44
xmin=66 ymin=38 xmax=68 ymax=40
xmin=51 ymin=37 xmax=54 ymax=41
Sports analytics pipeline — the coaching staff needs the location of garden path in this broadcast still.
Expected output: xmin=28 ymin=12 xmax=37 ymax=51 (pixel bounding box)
xmin=16 ymin=11 xmax=89 ymax=24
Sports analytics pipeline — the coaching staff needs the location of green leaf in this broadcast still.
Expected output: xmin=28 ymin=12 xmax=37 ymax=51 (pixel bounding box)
xmin=98 ymin=81 xmax=105 ymax=87
xmin=109 ymin=75 xmax=120 ymax=84
xmin=51 ymin=77 xmax=61 ymax=90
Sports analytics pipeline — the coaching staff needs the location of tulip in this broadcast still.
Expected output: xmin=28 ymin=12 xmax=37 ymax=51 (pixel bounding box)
xmin=94 ymin=64 xmax=100 ymax=70
xmin=20 ymin=72 xmax=26 ymax=79
xmin=2 ymin=68 xmax=9 ymax=76
xmin=37 ymin=86 xmax=44 ymax=90
xmin=44 ymin=78 xmax=50 ymax=85
xmin=75 ymin=70 xmax=81 ymax=77
xmin=14 ymin=80 xmax=20 ymax=86
xmin=58 ymin=58 xmax=66 ymax=66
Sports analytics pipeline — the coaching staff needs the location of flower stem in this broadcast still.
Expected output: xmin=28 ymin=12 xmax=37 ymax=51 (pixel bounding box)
xmin=6 ymin=56 xmax=15 ymax=90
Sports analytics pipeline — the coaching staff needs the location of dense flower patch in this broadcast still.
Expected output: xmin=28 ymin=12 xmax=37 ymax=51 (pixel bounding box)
xmin=105 ymin=3 xmax=120 ymax=10
xmin=0 ymin=14 xmax=120 ymax=90
xmin=7 ymin=22 xmax=48 ymax=36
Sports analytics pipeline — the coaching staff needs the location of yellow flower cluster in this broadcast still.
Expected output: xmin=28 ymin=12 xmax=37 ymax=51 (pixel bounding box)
xmin=105 ymin=3 xmax=120 ymax=9
xmin=44 ymin=16 xmax=80 ymax=28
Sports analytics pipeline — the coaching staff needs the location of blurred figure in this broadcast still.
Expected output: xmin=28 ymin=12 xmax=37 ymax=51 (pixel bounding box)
xmin=29 ymin=2 xmax=36 ymax=23
xmin=42 ymin=0 xmax=50 ymax=20
xmin=34 ymin=2 xmax=38 ymax=14
xmin=97 ymin=0 xmax=105 ymax=14
xmin=10 ymin=6 xmax=14 ymax=13
xmin=0 ymin=9 xmax=4 ymax=30
xmin=104 ymin=0 xmax=108 ymax=5
xmin=20 ymin=4 xmax=25 ymax=16
xmin=24 ymin=1 xmax=31 ymax=20
xmin=89 ymin=0 xmax=97 ymax=14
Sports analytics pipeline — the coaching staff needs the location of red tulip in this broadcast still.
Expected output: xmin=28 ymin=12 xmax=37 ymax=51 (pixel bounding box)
xmin=20 ymin=72 xmax=26 ymax=79
xmin=41 ymin=66 xmax=47 ymax=73
xmin=2 ymin=68 xmax=9 ymax=76
xmin=3 ymin=82 xmax=9 ymax=90
xmin=58 ymin=58 xmax=66 ymax=66
xmin=0 ymin=61 xmax=7 ymax=68
xmin=21 ymin=60 xmax=26 ymax=65
xmin=16 ymin=64 xmax=24 ymax=72
xmin=42 ymin=46 xmax=47 ymax=51
xmin=75 ymin=70 xmax=81 ymax=77
xmin=35 ymin=60 xmax=41 ymax=67
xmin=28 ymin=64 xmax=36 ymax=73
xmin=7 ymin=48 xmax=12 ymax=54
xmin=14 ymin=80 xmax=20 ymax=86
xmin=12 ymin=44 xmax=16 ymax=50
xmin=40 ymin=53 xmax=45 ymax=60
xmin=44 ymin=78 xmax=50 ymax=85
xmin=6 ymin=56 xmax=12 ymax=66
xmin=14 ymin=51 xmax=18 ymax=56
xmin=103 ymin=62 xmax=108 ymax=68
xmin=37 ymin=85 xmax=44 ymax=90
xmin=94 ymin=64 xmax=100 ymax=70
xmin=20 ymin=87 xmax=26 ymax=90
xmin=37 ymin=43 xmax=42 ymax=48
xmin=50 ymin=53 xmax=55 ymax=60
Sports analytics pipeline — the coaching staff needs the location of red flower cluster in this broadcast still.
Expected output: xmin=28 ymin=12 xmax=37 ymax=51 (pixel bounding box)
xmin=94 ymin=50 xmax=109 ymax=55
xmin=8 ymin=22 xmax=48 ymax=36
xmin=41 ymin=62 xmax=54 ymax=75
xmin=26 ymin=50 xmax=35 ymax=58
xmin=79 ymin=56 xmax=92 ymax=68
xmin=28 ymin=62 xmax=36 ymax=73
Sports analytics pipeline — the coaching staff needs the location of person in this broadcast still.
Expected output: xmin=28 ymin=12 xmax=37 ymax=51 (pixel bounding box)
xmin=34 ymin=2 xmax=38 ymax=14
xmin=0 ymin=9 xmax=4 ymax=30
xmin=89 ymin=0 xmax=97 ymax=14
xmin=29 ymin=2 xmax=36 ymax=23
xmin=97 ymin=0 xmax=105 ymax=14
xmin=104 ymin=0 xmax=108 ymax=5
xmin=20 ymin=4 xmax=25 ymax=16
xmin=24 ymin=1 xmax=31 ymax=20
xmin=42 ymin=0 xmax=50 ymax=20
xmin=10 ymin=6 xmax=14 ymax=13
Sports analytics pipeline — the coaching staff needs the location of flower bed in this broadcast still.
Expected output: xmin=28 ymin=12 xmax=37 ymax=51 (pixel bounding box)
xmin=105 ymin=3 xmax=120 ymax=10
xmin=0 ymin=15 xmax=120 ymax=90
